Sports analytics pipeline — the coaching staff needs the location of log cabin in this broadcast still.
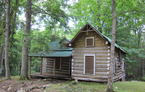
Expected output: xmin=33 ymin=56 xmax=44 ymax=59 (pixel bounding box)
xmin=69 ymin=23 xmax=126 ymax=82
xmin=29 ymin=23 xmax=126 ymax=82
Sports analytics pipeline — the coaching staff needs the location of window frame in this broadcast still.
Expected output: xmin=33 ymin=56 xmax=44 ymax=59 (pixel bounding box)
xmin=85 ymin=37 xmax=94 ymax=47
xmin=84 ymin=54 xmax=95 ymax=75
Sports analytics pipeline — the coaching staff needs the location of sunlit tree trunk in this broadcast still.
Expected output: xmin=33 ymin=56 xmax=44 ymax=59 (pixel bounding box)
xmin=5 ymin=0 xmax=11 ymax=80
xmin=106 ymin=0 xmax=116 ymax=92
xmin=20 ymin=0 xmax=32 ymax=80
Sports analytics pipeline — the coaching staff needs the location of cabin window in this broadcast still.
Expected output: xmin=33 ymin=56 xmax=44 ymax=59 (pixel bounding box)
xmin=84 ymin=54 xmax=95 ymax=75
xmin=55 ymin=58 xmax=61 ymax=70
xmin=85 ymin=37 xmax=94 ymax=47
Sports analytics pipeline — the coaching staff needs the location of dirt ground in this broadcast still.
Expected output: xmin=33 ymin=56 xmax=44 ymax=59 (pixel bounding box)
xmin=0 ymin=77 xmax=66 ymax=92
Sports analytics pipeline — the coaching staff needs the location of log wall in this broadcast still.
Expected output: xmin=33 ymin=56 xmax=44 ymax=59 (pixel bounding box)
xmin=113 ymin=49 xmax=125 ymax=81
xmin=72 ymin=31 xmax=110 ymax=82
xmin=72 ymin=31 xmax=125 ymax=82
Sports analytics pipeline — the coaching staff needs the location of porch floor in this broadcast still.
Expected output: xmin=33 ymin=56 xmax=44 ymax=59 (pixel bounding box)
xmin=29 ymin=73 xmax=71 ymax=80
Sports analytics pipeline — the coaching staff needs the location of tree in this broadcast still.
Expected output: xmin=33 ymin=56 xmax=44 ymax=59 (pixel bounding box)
xmin=0 ymin=45 xmax=4 ymax=79
xmin=106 ymin=0 xmax=116 ymax=91
xmin=20 ymin=0 xmax=32 ymax=80
xmin=5 ymin=0 xmax=11 ymax=80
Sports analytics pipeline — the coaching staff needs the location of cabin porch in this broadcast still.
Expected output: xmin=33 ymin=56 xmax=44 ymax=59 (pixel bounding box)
xmin=28 ymin=51 xmax=72 ymax=79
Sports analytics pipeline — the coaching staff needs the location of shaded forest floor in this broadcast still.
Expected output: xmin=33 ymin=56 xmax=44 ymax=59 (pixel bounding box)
xmin=0 ymin=76 xmax=145 ymax=92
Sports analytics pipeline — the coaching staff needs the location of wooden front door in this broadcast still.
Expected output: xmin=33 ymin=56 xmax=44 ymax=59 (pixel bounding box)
xmin=85 ymin=56 xmax=94 ymax=74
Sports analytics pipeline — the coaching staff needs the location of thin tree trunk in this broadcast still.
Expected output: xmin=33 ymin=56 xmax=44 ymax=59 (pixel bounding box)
xmin=0 ymin=45 xmax=4 ymax=79
xmin=20 ymin=0 xmax=32 ymax=80
xmin=5 ymin=0 xmax=11 ymax=80
xmin=106 ymin=0 xmax=116 ymax=92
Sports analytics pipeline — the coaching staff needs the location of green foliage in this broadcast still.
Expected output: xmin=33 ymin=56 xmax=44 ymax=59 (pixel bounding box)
xmin=69 ymin=0 xmax=145 ymax=80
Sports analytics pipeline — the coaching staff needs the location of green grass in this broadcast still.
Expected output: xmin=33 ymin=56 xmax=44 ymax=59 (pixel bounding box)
xmin=114 ymin=81 xmax=145 ymax=92
xmin=47 ymin=81 xmax=107 ymax=92
xmin=2 ymin=76 xmax=145 ymax=92
xmin=46 ymin=81 xmax=145 ymax=92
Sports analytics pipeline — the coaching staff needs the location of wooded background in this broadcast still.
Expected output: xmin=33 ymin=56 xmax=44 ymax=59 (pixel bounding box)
xmin=0 ymin=0 xmax=145 ymax=81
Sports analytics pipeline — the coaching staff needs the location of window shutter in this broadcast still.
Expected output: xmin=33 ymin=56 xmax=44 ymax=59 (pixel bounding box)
xmin=85 ymin=56 xmax=94 ymax=74
xmin=87 ymin=38 xmax=93 ymax=47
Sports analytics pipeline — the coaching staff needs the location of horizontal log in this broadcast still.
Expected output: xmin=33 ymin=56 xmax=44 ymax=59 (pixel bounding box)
xmin=61 ymin=60 xmax=70 ymax=62
xmin=72 ymin=63 xmax=109 ymax=67
xmin=74 ymin=50 xmax=109 ymax=53
xmin=72 ymin=67 xmax=83 ymax=70
xmin=61 ymin=65 xmax=69 ymax=67
xmin=74 ymin=57 xmax=110 ymax=60
xmin=61 ymin=62 xmax=69 ymax=64
xmin=46 ymin=66 xmax=53 ymax=68
xmin=72 ymin=64 xmax=83 ymax=67
xmin=74 ymin=47 xmax=109 ymax=50
xmin=95 ymin=69 xmax=109 ymax=72
xmin=47 ymin=59 xmax=54 ymax=61
xmin=72 ymin=70 xmax=108 ymax=76
xmin=72 ymin=67 xmax=109 ymax=71
xmin=72 ymin=60 xmax=110 ymax=63
xmin=72 ymin=69 xmax=109 ymax=74
xmin=72 ymin=74 xmax=108 ymax=79
xmin=61 ymin=67 xmax=69 ymax=69
xmin=95 ymin=72 xmax=109 ymax=75
xmin=96 ymin=62 xmax=109 ymax=64
xmin=72 ymin=63 xmax=109 ymax=68
xmin=96 ymin=68 xmax=109 ymax=70
xmin=55 ymin=71 xmax=69 ymax=74
xmin=114 ymin=72 xmax=125 ymax=77
xmin=46 ymin=63 xmax=53 ymax=65
xmin=45 ymin=70 xmax=69 ymax=73
xmin=46 ymin=68 xmax=53 ymax=70
xmin=73 ymin=52 xmax=109 ymax=55
xmin=72 ymin=77 xmax=107 ymax=82
xmin=42 ymin=72 xmax=53 ymax=75
xmin=45 ymin=71 xmax=53 ymax=73
xmin=114 ymin=74 xmax=125 ymax=81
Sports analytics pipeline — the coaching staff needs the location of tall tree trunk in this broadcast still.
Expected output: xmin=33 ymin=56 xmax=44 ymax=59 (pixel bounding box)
xmin=20 ymin=0 xmax=32 ymax=80
xmin=5 ymin=0 xmax=11 ymax=79
xmin=106 ymin=0 xmax=116 ymax=92
xmin=0 ymin=45 xmax=4 ymax=79
xmin=10 ymin=0 xmax=18 ymax=48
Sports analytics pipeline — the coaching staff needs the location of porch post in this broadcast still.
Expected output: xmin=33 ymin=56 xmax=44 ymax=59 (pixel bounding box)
xmin=40 ymin=57 xmax=43 ymax=75
xmin=53 ymin=58 xmax=55 ymax=76
xmin=29 ymin=57 xmax=31 ymax=74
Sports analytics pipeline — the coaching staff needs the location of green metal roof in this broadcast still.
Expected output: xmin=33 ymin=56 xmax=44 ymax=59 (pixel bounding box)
xmin=29 ymin=51 xmax=72 ymax=57
xmin=49 ymin=41 xmax=72 ymax=51
xmin=49 ymin=41 xmax=61 ymax=50
xmin=29 ymin=39 xmax=72 ymax=57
